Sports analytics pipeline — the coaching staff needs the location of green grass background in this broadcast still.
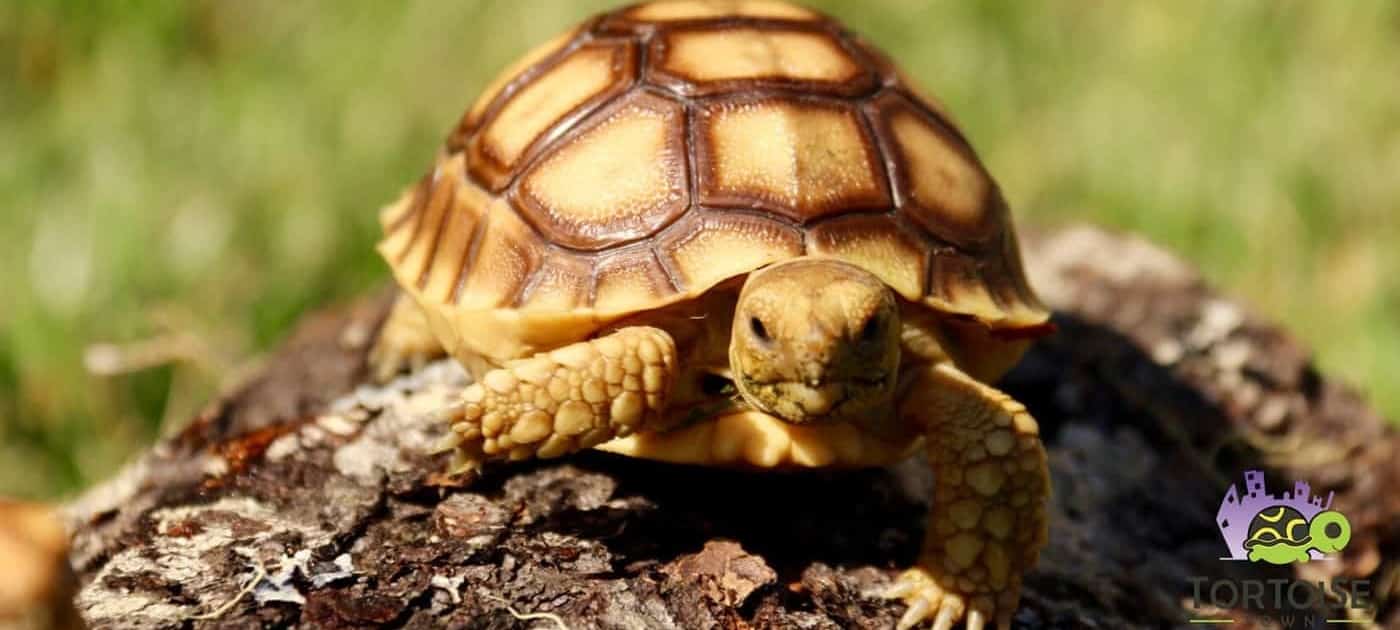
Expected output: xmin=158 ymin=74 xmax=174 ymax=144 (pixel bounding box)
xmin=2 ymin=1 xmax=1397 ymax=499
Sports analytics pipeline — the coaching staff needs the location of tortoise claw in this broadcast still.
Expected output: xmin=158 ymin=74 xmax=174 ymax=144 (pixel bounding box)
xmin=897 ymin=596 xmax=932 ymax=630
xmin=368 ymin=297 xmax=445 ymax=383
xmin=966 ymin=609 xmax=987 ymax=630
xmin=427 ymin=399 xmax=488 ymax=485
xmin=368 ymin=340 xmax=440 ymax=383
xmin=885 ymin=568 xmax=1014 ymax=630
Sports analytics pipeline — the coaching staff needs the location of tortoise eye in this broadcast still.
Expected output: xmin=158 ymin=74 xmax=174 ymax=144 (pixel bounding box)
xmin=749 ymin=316 xmax=770 ymax=342
xmin=859 ymin=315 xmax=882 ymax=343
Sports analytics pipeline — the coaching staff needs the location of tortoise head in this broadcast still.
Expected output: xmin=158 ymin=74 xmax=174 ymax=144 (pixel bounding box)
xmin=729 ymin=257 xmax=901 ymax=424
xmin=1307 ymin=510 xmax=1351 ymax=554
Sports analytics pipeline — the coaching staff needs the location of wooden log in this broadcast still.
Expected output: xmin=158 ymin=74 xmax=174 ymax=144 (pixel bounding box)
xmin=60 ymin=226 xmax=1399 ymax=629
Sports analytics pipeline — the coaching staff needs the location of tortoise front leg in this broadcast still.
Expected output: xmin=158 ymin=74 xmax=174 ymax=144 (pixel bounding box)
xmin=886 ymin=363 xmax=1049 ymax=630
xmin=437 ymin=326 xmax=677 ymax=477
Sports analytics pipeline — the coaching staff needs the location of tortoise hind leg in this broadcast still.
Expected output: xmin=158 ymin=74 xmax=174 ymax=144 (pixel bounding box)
xmin=437 ymin=326 xmax=677 ymax=477
xmin=886 ymin=362 xmax=1049 ymax=630
xmin=369 ymin=294 xmax=447 ymax=382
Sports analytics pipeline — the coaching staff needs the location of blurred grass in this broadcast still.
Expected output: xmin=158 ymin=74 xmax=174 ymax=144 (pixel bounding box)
xmin=2 ymin=0 xmax=1397 ymax=499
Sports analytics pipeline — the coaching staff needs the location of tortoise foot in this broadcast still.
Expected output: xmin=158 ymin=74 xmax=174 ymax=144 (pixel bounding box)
xmin=884 ymin=567 xmax=1009 ymax=630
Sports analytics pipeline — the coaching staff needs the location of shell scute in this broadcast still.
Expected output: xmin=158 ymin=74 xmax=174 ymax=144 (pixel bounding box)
xmin=393 ymin=166 xmax=458 ymax=286
xmin=378 ymin=172 xmax=432 ymax=263
xmin=808 ymin=213 xmax=928 ymax=299
xmin=515 ymin=91 xmax=688 ymax=251
xmin=517 ymin=249 xmax=593 ymax=311
xmin=617 ymin=0 xmax=819 ymax=25
xmin=456 ymin=200 xmax=543 ymax=310
xmin=421 ymin=173 xmax=491 ymax=303
xmin=468 ymin=38 xmax=637 ymax=192
xmin=649 ymin=24 xmax=876 ymax=97
xmin=655 ymin=209 xmax=804 ymax=292
xmin=592 ymin=247 xmax=677 ymax=313
xmin=929 ymin=250 xmax=1003 ymax=320
xmin=695 ymin=97 xmax=890 ymax=222
xmin=869 ymin=90 xmax=998 ymax=247
xmin=453 ymin=25 xmax=582 ymax=144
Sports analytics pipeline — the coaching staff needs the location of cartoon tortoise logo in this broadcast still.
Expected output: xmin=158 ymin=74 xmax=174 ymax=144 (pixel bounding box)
xmin=1216 ymin=470 xmax=1351 ymax=565
xmin=1242 ymin=504 xmax=1351 ymax=565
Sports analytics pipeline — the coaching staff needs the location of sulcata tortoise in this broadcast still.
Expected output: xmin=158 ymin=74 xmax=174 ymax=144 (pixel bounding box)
xmin=371 ymin=2 xmax=1053 ymax=628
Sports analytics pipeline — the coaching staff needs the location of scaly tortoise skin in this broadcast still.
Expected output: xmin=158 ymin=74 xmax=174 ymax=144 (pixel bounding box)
xmin=372 ymin=2 xmax=1051 ymax=629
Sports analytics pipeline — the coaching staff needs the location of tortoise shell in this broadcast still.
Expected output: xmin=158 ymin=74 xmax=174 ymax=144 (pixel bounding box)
xmin=378 ymin=0 xmax=1049 ymax=364
xmin=1243 ymin=505 xmax=1312 ymax=549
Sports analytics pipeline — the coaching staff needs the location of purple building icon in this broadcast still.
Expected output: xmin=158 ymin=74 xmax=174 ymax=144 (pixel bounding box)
xmin=1216 ymin=470 xmax=1334 ymax=560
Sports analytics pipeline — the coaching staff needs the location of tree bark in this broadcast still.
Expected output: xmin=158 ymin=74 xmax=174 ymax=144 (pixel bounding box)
xmin=62 ymin=226 xmax=1400 ymax=629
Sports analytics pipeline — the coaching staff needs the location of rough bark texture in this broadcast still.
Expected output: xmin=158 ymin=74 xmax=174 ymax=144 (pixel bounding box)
xmin=63 ymin=226 xmax=1400 ymax=629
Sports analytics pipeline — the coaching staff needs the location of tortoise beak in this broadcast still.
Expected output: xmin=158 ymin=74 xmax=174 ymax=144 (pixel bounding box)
xmin=787 ymin=382 xmax=843 ymax=417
